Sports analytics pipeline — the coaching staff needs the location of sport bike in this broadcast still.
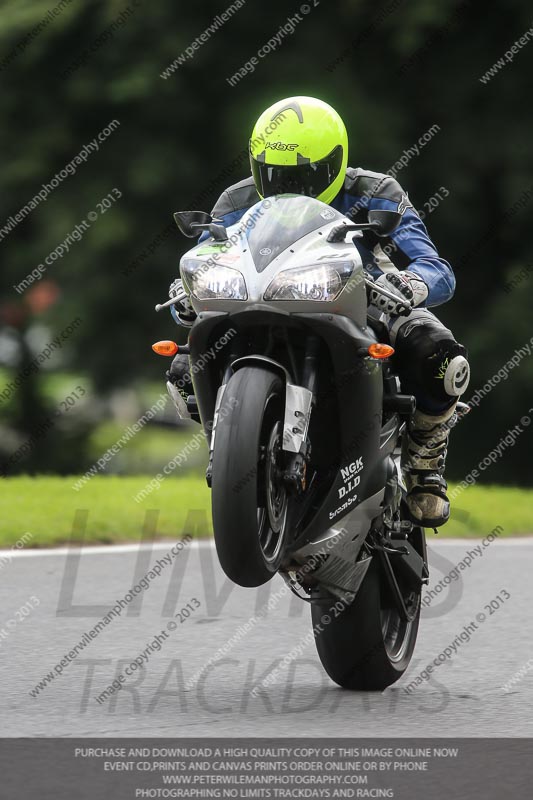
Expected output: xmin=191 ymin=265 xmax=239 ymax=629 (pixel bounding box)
xmin=157 ymin=193 xmax=437 ymax=690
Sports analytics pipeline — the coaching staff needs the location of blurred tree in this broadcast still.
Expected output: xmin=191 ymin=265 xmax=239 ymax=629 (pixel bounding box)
xmin=0 ymin=0 xmax=531 ymax=481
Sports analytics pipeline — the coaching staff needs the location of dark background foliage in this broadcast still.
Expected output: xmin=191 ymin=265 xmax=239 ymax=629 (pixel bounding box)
xmin=0 ymin=0 xmax=531 ymax=483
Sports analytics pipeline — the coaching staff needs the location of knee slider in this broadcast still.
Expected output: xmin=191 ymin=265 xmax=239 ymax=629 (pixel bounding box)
xmin=442 ymin=354 xmax=470 ymax=396
xmin=431 ymin=337 xmax=470 ymax=399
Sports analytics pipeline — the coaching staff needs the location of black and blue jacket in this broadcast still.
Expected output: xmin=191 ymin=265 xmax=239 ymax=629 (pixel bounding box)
xmin=205 ymin=167 xmax=455 ymax=308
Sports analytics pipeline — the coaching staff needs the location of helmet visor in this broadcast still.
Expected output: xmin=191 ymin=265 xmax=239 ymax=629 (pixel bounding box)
xmin=251 ymin=145 xmax=344 ymax=199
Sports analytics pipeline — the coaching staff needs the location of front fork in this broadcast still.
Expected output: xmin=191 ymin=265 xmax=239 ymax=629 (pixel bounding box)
xmin=280 ymin=336 xmax=318 ymax=494
xmin=205 ymin=368 xmax=233 ymax=488
xmin=205 ymin=338 xmax=320 ymax=491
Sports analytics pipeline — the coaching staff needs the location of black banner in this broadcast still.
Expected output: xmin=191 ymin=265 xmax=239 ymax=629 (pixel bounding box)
xmin=1 ymin=738 xmax=531 ymax=799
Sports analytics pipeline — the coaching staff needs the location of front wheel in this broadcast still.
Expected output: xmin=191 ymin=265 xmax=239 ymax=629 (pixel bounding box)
xmin=311 ymin=557 xmax=421 ymax=690
xmin=211 ymin=367 xmax=289 ymax=587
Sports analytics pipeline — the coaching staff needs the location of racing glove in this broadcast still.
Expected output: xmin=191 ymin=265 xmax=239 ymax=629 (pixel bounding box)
xmin=169 ymin=278 xmax=196 ymax=327
xmin=368 ymin=271 xmax=429 ymax=314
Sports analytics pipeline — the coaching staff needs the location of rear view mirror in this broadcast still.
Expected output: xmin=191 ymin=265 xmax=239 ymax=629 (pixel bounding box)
xmin=368 ymin=209 xmax=403 ymax=237
xmin=173 ymin=211 xmax=213 ymax=238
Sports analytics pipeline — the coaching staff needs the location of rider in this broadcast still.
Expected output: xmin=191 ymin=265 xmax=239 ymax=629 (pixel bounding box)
xmin=167 ymin=96 xmax=470 ymax=528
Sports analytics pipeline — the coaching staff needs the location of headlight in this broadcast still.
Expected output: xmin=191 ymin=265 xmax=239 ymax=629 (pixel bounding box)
xmin=181 ymin=260 xmax=247 ymax=300
xmin=263 ymin=261 xmax=355 ymax=301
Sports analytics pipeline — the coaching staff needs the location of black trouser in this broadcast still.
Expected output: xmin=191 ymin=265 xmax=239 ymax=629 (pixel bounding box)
xmin=167 ymin=353 xmax=193 ymax=396
xmin=388 ymin=308 xmax=469 ymax=414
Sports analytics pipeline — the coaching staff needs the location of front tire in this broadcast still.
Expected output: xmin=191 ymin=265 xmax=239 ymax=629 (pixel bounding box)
xmin=211 ymin=367 xmax=288 ymax=587
xmin=311 ymin=557 xmax=421 ymax=690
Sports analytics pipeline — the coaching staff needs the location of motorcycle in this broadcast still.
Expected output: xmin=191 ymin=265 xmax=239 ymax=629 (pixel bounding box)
xmin=155 ymin=193 xmax=436 ymax=690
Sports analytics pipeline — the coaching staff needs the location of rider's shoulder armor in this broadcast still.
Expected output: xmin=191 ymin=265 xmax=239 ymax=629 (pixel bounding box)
xmin=211 ymin=177 xmax=260 ymax=218
xmin=343 ymin=167 xmax=406 ymax=205
xmin=211 ymin=168 xmax=406 ymax=219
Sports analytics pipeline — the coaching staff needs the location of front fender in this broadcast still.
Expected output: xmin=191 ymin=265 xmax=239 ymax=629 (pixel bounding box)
xmin=230 ymin=354 xmax=292 ymax=383
xmin=230 ymin=356 xmax=312 ymax=454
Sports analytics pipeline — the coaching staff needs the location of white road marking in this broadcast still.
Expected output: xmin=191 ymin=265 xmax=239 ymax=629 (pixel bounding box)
xmin=0 ymin=540 xmax=213 ymax=558
xmin=1 ymin=537 xmax=531 ymax=558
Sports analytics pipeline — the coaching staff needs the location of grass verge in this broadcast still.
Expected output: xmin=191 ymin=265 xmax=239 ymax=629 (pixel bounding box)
xmin=0 ymin=476 xmax=531 ymax=548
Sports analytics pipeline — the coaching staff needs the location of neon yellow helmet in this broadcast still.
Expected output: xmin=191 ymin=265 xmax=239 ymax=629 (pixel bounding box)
xmin=249 ymin=96 xmax=348 ymax=206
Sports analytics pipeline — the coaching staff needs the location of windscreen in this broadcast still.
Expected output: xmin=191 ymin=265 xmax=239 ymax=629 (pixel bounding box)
xmin=243 ymin=195 xmax=344 ymax=273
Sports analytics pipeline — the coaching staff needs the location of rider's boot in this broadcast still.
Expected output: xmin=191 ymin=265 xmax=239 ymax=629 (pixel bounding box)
xmin=403 ymin=400 xmax=458 ymax=527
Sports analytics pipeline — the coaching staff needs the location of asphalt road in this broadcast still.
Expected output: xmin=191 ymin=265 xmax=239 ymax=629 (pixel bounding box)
xmin=1 ymin=538 xmax=531 ymax=737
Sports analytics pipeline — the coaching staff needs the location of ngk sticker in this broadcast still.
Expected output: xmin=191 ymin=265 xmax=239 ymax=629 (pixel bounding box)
xmin=340 ymin=457 xmax=363 ymax=482
xmin=338 ymin=458 xmax=363 ymax=499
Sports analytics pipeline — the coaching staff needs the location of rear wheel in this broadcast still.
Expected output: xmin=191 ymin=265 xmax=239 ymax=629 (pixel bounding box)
xmin=311 ymin=553 xmax=421 ymax=690
xmin=211 ymin=367 xmax=289 ymax=587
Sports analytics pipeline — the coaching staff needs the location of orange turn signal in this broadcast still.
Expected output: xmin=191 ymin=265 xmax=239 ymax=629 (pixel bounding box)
xmin=368 ymin=343 xmax=395 ymax=359
xmin=152 ymin=340 xmax=179 ymax=357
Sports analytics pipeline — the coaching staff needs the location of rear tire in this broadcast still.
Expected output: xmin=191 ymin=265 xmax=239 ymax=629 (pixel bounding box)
xmin=211 ymin=367 xmax=288 ymax=587
xmin=311 ymin=557 xmax=421 ymax=690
